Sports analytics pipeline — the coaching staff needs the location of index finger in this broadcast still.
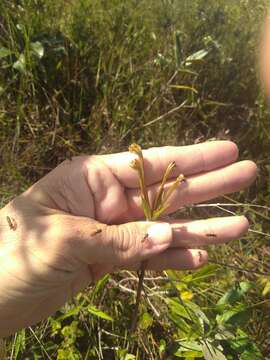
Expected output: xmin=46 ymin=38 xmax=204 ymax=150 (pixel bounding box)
xmin=102 ymin=141 xmax=238 ymax=188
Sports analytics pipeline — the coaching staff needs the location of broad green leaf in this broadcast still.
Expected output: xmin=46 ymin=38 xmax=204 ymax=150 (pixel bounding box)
xmin=174 ymin=341 xmax=203 ymax=357
xmin=87 ymin=305 xmax=113 ymax=321
xmin=174 ymin=350 xmax=203 ymax=358
xmin=217 ymin=282 xmax=252 ymax=307
xmin=217 ymin=287 xmax=242 ymax=306
xmin=241 ymin=350 xmax=264 ymax=360
xmin=176 ymin=341 xmax=202 ymax=352
xmin=167 ymin=298 xmax=208 ymax=337
xmin=201 ymin=341 xmax=227 ymax=360
xmin=185 ymin=300 xmax=210 ymax=325
xmin=13 ymin=54 xmax=27 ymax=74
xmin=166 ymin=298 xmax=190 ymax=320
xmin=30 ymin=41 xmax=44 ymax=59
xmin=168 ymin=312 xmax=192 ymax=335
xmin=185 ymin=49 xmax=209 ymax=66
xmin=0 ymin=47 xmax=12 ymax=59
xmin=124 ymin=355 xmax=136 ymax=360
xmin=57 ymin=306 xmax=80 ymax=321
xmin=229 ymin=336 xmax=254 ymax=353
xmin=215 ymin=326 xmax=234 ymax=341
xmin=167 ymin=298 xmax=209 ymax=334
xmin=239 ymin=282 xmax=252 ymax=293
xmin=139 ymin=312 xmax=153 ymax=330
xmin=216 ymin=305 xmax=251 ymax=327
xmin=181 ymin=264 xmax=219 ymax=284
xmin=227 ymin=329 xmax=264 ymax=359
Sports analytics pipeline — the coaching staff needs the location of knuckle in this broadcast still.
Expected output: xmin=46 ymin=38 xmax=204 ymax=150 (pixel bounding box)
xmin=109 ymin=224 xmax=138 ymax=262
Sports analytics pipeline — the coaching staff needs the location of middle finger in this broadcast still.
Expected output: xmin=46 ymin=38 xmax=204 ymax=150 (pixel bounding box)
xmin=126 ymin=160 xmax=257 ymax=219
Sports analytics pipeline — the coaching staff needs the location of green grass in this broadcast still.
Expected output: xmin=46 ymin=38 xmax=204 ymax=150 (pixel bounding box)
xmin=1 ymin=0 xmax=270 ymax=358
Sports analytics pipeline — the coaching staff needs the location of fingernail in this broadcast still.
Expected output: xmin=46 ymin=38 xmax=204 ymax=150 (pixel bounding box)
xmin=147 ymin=223 xmax=172 ymax=246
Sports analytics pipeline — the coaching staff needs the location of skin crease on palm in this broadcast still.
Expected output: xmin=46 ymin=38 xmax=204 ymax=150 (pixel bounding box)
xmin=0 ymin=140 xmax=257 ymax=337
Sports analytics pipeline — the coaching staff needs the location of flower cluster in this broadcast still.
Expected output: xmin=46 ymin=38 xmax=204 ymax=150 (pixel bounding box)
xmin=129 ymin=143 xmax=185 ymax=221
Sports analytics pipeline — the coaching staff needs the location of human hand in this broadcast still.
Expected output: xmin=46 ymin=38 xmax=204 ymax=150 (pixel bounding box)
xmin=0 ymin=141 xmax=257 ymax=336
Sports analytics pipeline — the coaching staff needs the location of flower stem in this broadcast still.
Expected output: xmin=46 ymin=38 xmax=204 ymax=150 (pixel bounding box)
xmin=129 ymin=144 xmax=185 ymax=335
xmin=130 ymin=262 xmax=147 ymax=334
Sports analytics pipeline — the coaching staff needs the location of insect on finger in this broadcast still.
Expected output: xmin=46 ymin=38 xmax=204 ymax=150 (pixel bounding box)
xmin=91 ymin=228 xmax=102 ymax=237
xmin=206 ymin=233 xmax=217 ymax=238
xmin=141 ymin=233 xmax=149 ymax=243
xmin=6 ymin=216 xmax=17 ymax=231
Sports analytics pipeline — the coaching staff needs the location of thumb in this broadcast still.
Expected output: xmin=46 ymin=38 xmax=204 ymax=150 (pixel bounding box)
xmin=61 ymin=215 xmax=172 ymax=266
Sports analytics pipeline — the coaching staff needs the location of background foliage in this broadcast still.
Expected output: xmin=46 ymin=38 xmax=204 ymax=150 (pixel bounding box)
xmin=1 ymin=0 xmax=270 ymax=358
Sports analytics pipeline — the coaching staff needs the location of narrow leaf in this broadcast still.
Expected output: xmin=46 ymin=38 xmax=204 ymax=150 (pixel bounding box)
xmin=170 ymin=85 xmax=198 ymax=93
xmin=87 ymin=305 xmax=113 ymax=321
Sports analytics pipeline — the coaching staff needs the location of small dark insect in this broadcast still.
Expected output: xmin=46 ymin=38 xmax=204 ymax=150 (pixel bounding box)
xmin=141 ymin=233 xmax=149 ymax=243
xmin=198 ymin=251 xmax=203 ymax=262
xmin=206 ymin=233 xmax=217 ymax=237
xmin=91 ymin=228 xmax=102 ymax=237
xmin=6 ymin=216 xmax=17 ymax=231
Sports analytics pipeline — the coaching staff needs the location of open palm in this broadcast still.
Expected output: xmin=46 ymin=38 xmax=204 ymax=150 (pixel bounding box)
xmin=0 ymin=141 xmax=257 ymax=335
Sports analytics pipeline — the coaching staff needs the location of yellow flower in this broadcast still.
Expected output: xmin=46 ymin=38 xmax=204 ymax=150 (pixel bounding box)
xmin=129 ymin=143 xmax=143 ymax=158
